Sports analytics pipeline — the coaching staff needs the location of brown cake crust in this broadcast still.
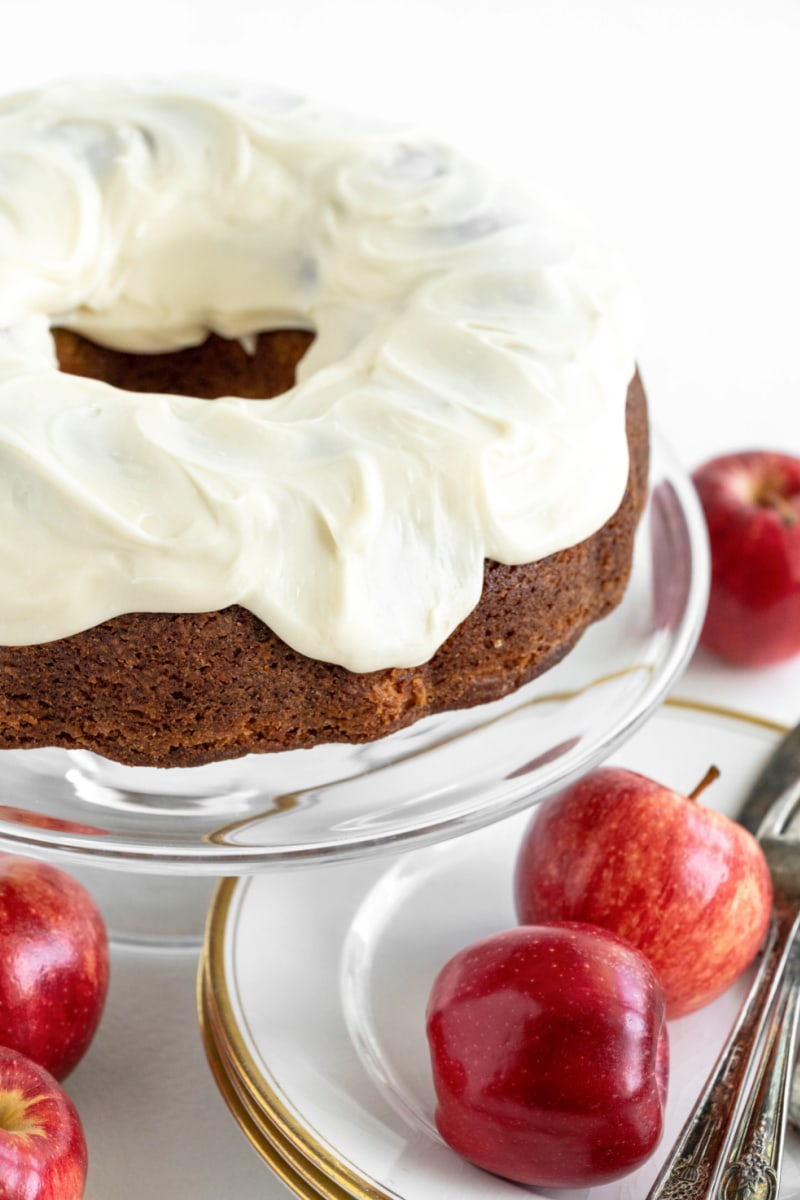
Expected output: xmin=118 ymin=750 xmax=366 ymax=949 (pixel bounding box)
xmin=0 ymin=334 xmax=648 ymax=767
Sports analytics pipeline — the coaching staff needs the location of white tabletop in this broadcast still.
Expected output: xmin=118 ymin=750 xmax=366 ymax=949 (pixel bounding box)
xmin=5 ymin=1 xmax=800 ymax=1195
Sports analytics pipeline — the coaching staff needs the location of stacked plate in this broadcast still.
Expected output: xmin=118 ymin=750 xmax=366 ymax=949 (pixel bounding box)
xmin=198 ymin=701 xmax=800 ymax=1200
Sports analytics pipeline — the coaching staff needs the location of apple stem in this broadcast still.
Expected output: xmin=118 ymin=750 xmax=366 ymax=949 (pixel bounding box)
xmin=689 ymin=765 xmax=721 ymax=803
xmin=761 ymin=488 xmax=798 ymax=527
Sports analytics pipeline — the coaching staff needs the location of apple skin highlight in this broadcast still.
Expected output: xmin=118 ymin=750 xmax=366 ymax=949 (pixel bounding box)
xmin=426 ymin=922 xmax=668 ymax=1188
xmin=514 ymin=766 xmax=773 ymax=1018
xmin=692 ymin=449 xmax=800 ymax=667
xmin=0 ymin=1046 xmax=88 ymax=1200
xmin=0 ymin=854 xmax=109 ymax=1081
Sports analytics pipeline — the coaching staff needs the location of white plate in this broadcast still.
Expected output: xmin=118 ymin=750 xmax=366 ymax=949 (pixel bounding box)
xmin=201 ymin=699 xmax=800 ymax=1200
xmin=0 ymin=430 xmax=708 ymax=872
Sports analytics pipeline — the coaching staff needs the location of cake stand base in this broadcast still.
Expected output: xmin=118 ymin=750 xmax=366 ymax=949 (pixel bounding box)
xmin=67 ymin=864 xmax=219 ymax=950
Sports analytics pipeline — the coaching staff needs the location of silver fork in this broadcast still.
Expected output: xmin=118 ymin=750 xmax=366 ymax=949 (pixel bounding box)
xmin=647 ymin=781 xmax=800 ymax=1199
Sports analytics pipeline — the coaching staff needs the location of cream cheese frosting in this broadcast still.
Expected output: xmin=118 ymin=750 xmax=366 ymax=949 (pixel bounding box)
xmin=0 ymin=80 xmax=639 ymax=671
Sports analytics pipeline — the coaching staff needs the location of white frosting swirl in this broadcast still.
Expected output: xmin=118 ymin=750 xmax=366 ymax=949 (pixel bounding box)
xmin=0 ymin=81 xmax=639 ymax=670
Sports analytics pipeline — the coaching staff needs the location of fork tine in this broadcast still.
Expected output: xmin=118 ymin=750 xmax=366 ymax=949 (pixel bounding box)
xmin=756 ymin=780 xmax=800 ymax=839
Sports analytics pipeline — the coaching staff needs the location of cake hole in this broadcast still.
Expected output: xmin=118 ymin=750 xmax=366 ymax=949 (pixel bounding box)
xmin=52 ymin=327 xmax=315 ymax=400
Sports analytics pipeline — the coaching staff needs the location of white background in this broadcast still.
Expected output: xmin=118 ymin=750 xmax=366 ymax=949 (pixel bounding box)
xmin=4 ymin=2 xmax=800 ymax=1196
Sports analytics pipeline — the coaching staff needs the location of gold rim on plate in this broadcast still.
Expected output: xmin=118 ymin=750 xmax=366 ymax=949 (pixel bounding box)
xmin=197 ymin=960 xmax=351 ymax=1200
xmin=201 ymin=881 xmax=393 ymax=1200
xmin=199 ymin=962 xmax=371 ymax=1200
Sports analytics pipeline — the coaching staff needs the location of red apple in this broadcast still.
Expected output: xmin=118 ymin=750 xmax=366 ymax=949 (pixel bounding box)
xmin=514 ymin=766 xmax=772 ymax=1018
xmin=0 ymin=807 xmax=104 ymax=836
xmin=426 ymin=923 xmax=668 ymax=1188
xmin=0 ymin=1046 xmax=87 ymax=1199
xmin=0 ymin=855 xmax=109 ymax=1079
xmin=692 ymin=449 xmax=800 ymax=665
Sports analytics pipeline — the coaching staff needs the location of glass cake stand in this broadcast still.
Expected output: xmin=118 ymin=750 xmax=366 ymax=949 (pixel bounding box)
xmin=0 ymin=429 xmax=709 ymax=944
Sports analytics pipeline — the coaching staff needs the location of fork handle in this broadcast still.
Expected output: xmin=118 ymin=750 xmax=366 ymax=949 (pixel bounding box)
xmin=716 ymin=961 xmax=800 ymax=1198
xmin=646 ymin=909 xmax=800 ymax=1200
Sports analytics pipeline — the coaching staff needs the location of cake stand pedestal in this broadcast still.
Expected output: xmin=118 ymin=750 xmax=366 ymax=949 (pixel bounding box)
xmin=70 ymin=867 xmax=218 ymax=948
